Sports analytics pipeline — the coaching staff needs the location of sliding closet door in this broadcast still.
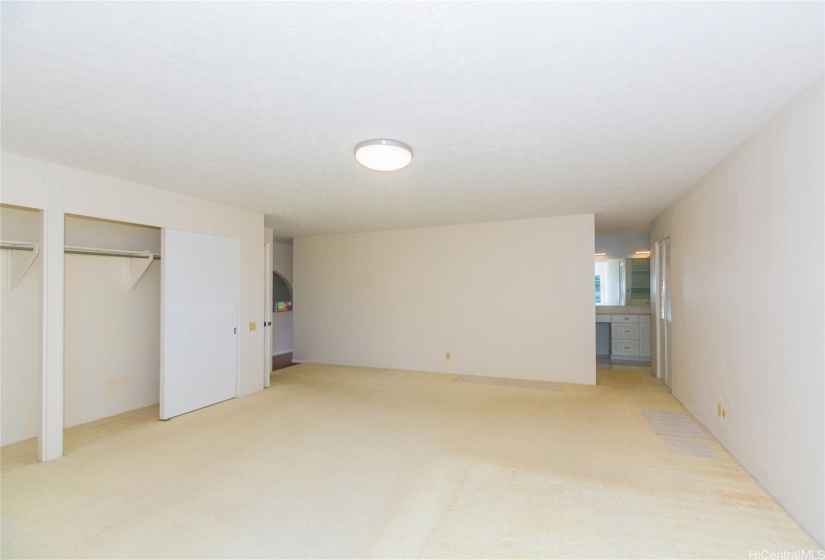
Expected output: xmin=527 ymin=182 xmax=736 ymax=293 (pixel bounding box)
xmin=161 ymin=229 xmax=237 ymax=420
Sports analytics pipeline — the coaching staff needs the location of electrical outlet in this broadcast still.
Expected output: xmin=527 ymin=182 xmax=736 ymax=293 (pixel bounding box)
xmin=446 ymin=352 xmax=451 ymax=360
xmin=249 ymin=321 xmax=256 ymax=332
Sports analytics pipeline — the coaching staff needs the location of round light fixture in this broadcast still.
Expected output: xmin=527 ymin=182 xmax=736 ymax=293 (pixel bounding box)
xmin=354 ymin=139 xmax=413 ymax=171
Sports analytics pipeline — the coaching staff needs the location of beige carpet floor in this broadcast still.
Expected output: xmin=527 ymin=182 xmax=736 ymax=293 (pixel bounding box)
xmin=1 ymin=364 xmax=820 ymax=559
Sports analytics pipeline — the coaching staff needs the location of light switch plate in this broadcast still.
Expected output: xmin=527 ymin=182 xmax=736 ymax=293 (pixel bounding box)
xmin=249 ymin=322 xmax=256 ymax=332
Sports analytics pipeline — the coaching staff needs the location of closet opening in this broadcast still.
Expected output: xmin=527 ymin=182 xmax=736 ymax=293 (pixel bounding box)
xmin=63 ymin=215 xmax=161 ymax=439
xmin=1 ymin=204 xmax=43 ymax=455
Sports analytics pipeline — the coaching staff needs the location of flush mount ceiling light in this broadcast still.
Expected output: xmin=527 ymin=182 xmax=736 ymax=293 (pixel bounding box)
xmin=354 ymin=139 xmax=413 ymax=172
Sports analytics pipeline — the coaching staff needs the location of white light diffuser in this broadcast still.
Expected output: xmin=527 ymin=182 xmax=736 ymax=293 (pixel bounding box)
xmin=355 ymin=139 xmax=413 ymax=171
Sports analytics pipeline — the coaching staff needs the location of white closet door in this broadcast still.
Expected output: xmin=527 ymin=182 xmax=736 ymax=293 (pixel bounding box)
xmin=161 ymin=229 xmax=238 ymax=420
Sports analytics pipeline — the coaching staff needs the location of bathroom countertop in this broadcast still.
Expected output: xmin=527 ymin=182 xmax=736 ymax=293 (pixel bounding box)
xmin=595 ymin=305 xmax=650 ymax=315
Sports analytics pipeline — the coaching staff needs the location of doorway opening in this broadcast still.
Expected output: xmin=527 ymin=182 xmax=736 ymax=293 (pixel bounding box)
xmin=271 ymin=271 xmax=294 ymax=372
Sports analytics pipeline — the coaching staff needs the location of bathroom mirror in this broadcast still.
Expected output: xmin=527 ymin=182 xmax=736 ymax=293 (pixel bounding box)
xmin=595 ymin=257 xmax=650 ymax=306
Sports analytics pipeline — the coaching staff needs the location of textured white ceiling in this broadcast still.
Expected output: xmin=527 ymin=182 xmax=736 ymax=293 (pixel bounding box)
xmin=2 ymin=2 xmax=822 ymax=240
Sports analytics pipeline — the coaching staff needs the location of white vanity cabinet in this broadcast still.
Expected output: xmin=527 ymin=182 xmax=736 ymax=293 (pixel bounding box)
xmin=639 ymin=322 xmax=651 ymax=358
xmin=609 ymin=314 xmax=650 ymax=362
xmin=611 ymin=316 xmax=640 ymax=358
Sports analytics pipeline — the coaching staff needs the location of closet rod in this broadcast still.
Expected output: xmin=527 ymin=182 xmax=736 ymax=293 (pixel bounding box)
xmin=1 ymin=242 xmax=161 ymax=259
xmin=0 ymin=242 xmax=37 ymax=251
xmin=64 ymin=246 xmax=162 ymax=260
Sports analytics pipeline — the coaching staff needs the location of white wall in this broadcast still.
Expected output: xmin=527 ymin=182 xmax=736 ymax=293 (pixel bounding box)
xmin=650 ymin=77 xmax=824 ymax=546
xmin=272 ymin=241 xmax=293 ymax=355
xmin=294 ymin=214 xmax=596 ymax=384
xmin=595 ymin=233 xmax=649 ymax=258
xmin=0 ymin=152 xmax=266 ymax=460
xmin=272 ymin=313 xmax=293 ymax=356
xmin=65 ymin=215 xmax=161 ymax=252
xmin=63 ymin=217 xmax=160 ymax=428
xmin=1 ymin=205 xmax=42 ymax=445
xmin=273 ymin=241 xmax=293 ymax=287
xmin=238 ymin=209 xmax=265 ymax=396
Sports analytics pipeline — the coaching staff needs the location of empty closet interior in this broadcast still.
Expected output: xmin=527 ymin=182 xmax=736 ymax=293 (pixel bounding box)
xmin=2 ymin=209 xmax=245 ymax=455
xmin=1 ymin=204 xmax=43 ymax=447
xmin=1 ymin=209 xmax=163 ymax=449
xmin=64 ymin=215 xmax=161 ymax=429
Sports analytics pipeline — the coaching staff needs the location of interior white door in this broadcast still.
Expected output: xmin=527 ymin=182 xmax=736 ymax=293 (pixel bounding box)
xmin=656 ymin=237 xmax=672 ymax=388
xmin=161 ymin=229 xmax=238 ymax=420
xmin=264 ymin=242 xmax=273 ymax=388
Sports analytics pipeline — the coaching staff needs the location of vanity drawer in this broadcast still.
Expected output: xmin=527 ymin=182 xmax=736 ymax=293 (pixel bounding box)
xmin=611 ymin=314 xmax=639 ymax=323
xmin=612 ymin=323 xmax=639 ymax=339
xmin=612 ymin=339 xmax=640 ymax=356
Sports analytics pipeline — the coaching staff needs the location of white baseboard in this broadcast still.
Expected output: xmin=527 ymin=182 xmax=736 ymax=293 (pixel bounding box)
xmin=291 ymin=359 xmax=306 ymax=363
xmin=272 ymin=349 xmax=293 ymax=357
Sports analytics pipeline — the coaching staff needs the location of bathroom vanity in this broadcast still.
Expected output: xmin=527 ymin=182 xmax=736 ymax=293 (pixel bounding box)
xmin=595 ymin=306 xmax=651 ymax=363
xmin=594 ymin=238 xmax=653 ymax=364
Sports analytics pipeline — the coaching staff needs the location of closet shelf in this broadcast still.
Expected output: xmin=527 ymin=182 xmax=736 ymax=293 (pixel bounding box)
xmin=0 ymin=240 xmax=40 ymax=290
